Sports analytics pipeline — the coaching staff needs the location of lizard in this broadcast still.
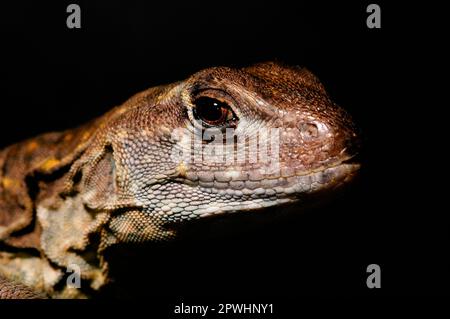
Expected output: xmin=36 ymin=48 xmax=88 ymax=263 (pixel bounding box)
xmin=0 ymin=62 xmax=360 ymax=298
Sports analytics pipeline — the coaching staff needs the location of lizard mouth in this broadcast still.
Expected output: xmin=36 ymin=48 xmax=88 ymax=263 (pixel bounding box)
xmin=179 ymin=155 xmax=360 ymax=199
xmin=161 ymin=157 xmax=360 ymax=220
xmin=153 ymin=154 xmax=361 ymax=221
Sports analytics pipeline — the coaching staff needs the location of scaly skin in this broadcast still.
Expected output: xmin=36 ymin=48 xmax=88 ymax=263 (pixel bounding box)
xmin=0 ymin=62 xmax=360 ymax=298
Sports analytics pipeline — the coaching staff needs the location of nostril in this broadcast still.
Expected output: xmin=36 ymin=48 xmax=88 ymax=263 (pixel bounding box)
xmin=298 ymin=122 xmax=319 ymax=141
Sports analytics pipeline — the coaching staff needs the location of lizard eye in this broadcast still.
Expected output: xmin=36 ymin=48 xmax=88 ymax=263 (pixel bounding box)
xmin=193 ymin=96 xmax=237 ymax=127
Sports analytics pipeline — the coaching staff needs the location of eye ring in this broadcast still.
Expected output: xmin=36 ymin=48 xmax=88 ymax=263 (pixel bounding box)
xmin=192 ymin=96 xmax=238 ymax=128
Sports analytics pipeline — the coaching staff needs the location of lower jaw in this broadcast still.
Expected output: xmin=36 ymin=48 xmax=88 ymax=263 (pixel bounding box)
xmin=168 ymin=165 xmax=360 ymax=239
xmin=182 ymin=162 xmax=360 ymax=219
xmin=197 ymin=162 xmax=360 ymax=199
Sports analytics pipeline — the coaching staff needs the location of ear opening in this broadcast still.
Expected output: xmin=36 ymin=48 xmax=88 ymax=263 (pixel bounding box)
xmin=81 ymin=145 xmax=117 ymax=210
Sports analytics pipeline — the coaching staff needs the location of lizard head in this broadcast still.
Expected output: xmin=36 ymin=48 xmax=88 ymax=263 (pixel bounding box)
xmin=0 ymin=62 xmax=361 ymax=296
xmin=95 ymin=62 xmax=360 ymax=240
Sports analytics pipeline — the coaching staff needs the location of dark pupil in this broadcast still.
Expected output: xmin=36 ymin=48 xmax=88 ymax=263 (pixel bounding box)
xmin=195 ymin=97 xmax=227 ymax=123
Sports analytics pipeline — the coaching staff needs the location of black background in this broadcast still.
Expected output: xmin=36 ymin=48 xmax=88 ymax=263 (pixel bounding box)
xmin=0 ymin=0 xmax=446 ymax=304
